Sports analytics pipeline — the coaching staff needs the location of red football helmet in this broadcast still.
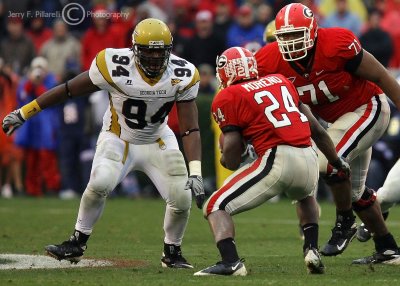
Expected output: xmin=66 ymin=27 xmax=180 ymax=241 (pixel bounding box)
xmin=274 ymin=3 xmax=318 ymax=61
xmin=216 ymin=47 xmax=258 ymax=88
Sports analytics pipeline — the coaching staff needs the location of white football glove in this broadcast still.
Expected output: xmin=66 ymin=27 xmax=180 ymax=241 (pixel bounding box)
xmin=240 ymin=143 xmax=257 ymax=165
xmin=185 ymin=175 xmax=205 ymax=209
xmin=2 ymin=109 xmax=25 ymax=136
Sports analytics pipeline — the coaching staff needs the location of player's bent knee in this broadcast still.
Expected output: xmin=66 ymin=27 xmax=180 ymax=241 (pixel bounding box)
xmin=163 ymin=150 xmax=190 ymax=210
xmin=166 ymin=172 xmax=191 ymax=211
xmin=202 ymin=197 xmax=231 ymax=218
xmin=352 ymin=187 xmax=377 ymax=212
xmin=87 ymin=163 xmax=120 ymax=196
xmin=167 ymin=182 xmax=192 ymax=211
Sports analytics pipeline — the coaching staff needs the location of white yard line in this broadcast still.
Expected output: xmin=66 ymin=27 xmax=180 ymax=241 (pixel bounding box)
xmin=0 ymin=254 xmax=113 ymax=270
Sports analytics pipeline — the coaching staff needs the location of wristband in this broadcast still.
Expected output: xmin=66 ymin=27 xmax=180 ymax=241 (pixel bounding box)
xmin=20 ymin=100 xmax=42 ymax=120
xmin=188 ymin=160 xmax=202 ymax=176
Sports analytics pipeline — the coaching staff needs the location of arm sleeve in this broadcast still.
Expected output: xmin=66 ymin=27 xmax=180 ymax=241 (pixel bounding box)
xmin=177 ymin=67 xmax=200 ymax=102
xmin=344 ymin=49 xmax=363 ymax=73
xmin=334 ymin=28 xmax=363 ymax=60
xmin=88 ymin=50 xmax=111 ymax=91
xmin=211 ymin=89 xmax=241 ymax=131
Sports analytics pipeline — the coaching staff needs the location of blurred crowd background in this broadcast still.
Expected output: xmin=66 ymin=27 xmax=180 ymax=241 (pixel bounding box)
xmin=0 ymin=0 xmax=399 ymax=200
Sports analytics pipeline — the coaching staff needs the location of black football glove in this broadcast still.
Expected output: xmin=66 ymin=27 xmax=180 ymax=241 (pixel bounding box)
xmin=185 ymin=175 xmax=205 ymax=209
xmin=2 ymin=109 xmax=25 ymax=136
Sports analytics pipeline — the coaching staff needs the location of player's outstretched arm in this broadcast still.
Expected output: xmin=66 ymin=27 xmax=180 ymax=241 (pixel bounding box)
xmin=2 ymin=71 xmax=99 ymax=135
xmin=36 ymin=71 xmax=99 ymax=109
xmin=177 ymin=100 xmax=201 ymax=163
xmin=177 ymin=100 xmax=204 ymax=208
xmin=299 ymin=103 xmax=339 ymax=164
xmin=354 ymin=49 xmax=400 ymax=110
xmin=299 ymin=103 xmax=350 ymax=180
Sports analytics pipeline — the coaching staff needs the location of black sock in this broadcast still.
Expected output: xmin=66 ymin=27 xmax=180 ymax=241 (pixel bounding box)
xmin=336 ymin=208 xmax=355 ymax=226
xmin=216 ymin=237 xmax=239 ymax=263
xmin=374 ymin=233 xmax=398 ymax=252
xmin=72 ymin=230 xmax=90 ymax=245
xmin=302 ymin=223 xmax=319 ymax=252
xmin=382 ymin=211 xmax=389 ymax=221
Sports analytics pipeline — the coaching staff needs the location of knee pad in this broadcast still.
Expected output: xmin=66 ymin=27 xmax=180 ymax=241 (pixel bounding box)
xmin=167 ymin=180 xmax=192 ymax=211
xmin=87 ymin=162 xmax=120 ymax=197
xmin=163 ymin=150 xmax=191 ymax=211
xmin=88 ymin=137 xmax=125 ymax=196
xmin=352 ymin=187 xmax=377 ymax=212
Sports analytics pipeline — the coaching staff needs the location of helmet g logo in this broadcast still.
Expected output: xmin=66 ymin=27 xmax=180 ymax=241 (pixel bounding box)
xmin=217 ymin=55 xmax=227 ymax=68
xmin=303 ymin=7 xmax=313 ymax=18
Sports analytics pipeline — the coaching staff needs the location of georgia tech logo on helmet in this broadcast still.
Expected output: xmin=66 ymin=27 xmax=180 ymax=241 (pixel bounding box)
xmin=217 ymin=55 xmax=227 ymax=68
xmin=303 ymin=7 xmax=313 ymax=18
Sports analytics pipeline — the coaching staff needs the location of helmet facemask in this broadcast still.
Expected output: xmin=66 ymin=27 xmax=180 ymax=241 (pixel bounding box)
xmin=275 ymin=27 xmax=314 ymax=61
xmin=133 ymin=43 xmax=172 ymax=78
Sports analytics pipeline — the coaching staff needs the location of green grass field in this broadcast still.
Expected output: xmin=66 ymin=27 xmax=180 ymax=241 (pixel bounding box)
xmin=1 ymin=197 xmax=399 ymax=285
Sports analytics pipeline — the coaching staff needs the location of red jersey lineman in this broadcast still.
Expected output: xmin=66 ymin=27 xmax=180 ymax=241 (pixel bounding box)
xmin=194 ymin=46 xmax=349 ymax=276
xmin=256 ymin=27 xmax=382 ymax=123
xmin=255 ymin=3 xmax=400 ymax=263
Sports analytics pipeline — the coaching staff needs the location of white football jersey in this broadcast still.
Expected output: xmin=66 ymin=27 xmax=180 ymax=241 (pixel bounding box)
xmin=89 ymin=48 xmax=200 ymax=144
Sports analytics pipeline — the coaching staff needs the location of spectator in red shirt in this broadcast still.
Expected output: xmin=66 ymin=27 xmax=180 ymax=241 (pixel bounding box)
xmin=377 ymin=0 xmax=400 ymax=68
xmin=27 ymin=16 xmax=52 ymax=54
xmin=81 ymin=5 xmax=125 ymax=71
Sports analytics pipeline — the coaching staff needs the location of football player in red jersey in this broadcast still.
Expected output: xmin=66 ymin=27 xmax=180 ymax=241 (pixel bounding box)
xmin=255 ymin=3 xmax=400 ymax=264
xmin=194 ymin=47 xmax=350 ymax=276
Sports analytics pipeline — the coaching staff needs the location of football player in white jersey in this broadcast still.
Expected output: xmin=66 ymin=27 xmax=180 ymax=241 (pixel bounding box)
xmin=356 ymin=80 xmax=400 ymax=243
xmin=356 ymin=159 xmax=400 ymax=242
xmin=2 ymin=18 xmax=205 ymax=268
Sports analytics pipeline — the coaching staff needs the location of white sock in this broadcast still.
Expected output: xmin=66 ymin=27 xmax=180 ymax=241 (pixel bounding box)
xmin=163 ymin=205 xmax=190 ymax=245
xmin=75 ymin=189 xmax=106 ymax=235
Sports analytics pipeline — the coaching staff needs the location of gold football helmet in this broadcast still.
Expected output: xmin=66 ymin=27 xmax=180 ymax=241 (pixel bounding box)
xmin=263 ymin=20 xmax=276 ymax=43
xmin=132 ymin=18 xmax=173 ymax=78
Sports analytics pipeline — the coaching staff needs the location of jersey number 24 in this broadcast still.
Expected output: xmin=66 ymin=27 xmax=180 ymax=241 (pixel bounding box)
xmin=254 ymin=86 xmax=308 ymax=128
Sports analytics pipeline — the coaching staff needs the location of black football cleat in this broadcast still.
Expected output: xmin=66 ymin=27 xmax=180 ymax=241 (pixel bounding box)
xmin=356 ymin=223 xmax=372 ymax=242
xmin=194 ymin=259 xmax=247 ymax=276
xmin=161 ymin=244 xmax=193 ymax=269
xmin=45 ymin=239 xmax=87 ymax=264
xmin=352 ymin=248 xmax=400 ymax=265
xmin=321 ymin=222 xmax=357 ymax=256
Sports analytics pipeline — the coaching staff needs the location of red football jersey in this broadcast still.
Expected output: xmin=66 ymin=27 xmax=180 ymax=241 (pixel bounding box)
xmin=211 ymin=74 xmax=311 ymax=156
xmin=255 ymin=28 xmax=382 ymax=123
